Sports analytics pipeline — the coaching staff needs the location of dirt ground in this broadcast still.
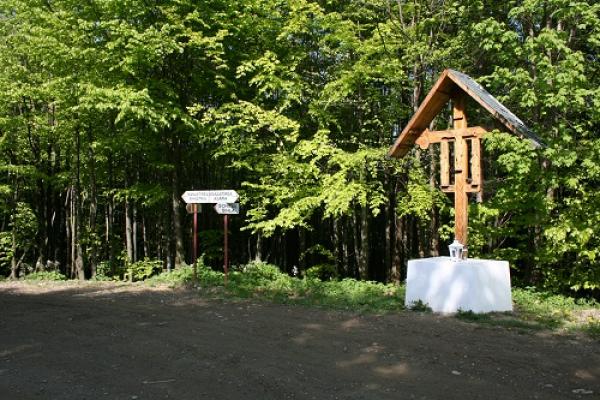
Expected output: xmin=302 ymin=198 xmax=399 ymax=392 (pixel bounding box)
xmin=0 ymin=282 xmax=598 ymax=400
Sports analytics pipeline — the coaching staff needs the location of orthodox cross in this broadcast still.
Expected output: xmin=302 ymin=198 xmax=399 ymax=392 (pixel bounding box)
xmin=388 ymin=69 xmax=542 ymax=250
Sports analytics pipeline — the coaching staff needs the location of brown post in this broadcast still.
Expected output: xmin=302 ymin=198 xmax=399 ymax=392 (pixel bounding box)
xmin=193 ymin=204 xmax=198 ymax=282
xmin=453 ymin=94 xmax=469 ymax=247
xmin=471 ymin=138 xmax=484 ymax=202
xmin=223 ymin=214 xmax=229 ymax=285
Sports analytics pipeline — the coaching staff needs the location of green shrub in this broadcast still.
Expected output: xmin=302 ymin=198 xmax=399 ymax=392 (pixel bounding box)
xmin=23 ymin=271 xmax=66 ymax=281
xmin=125 ymin=258 xmax=163 ymax=282
xmin=241 ymin=261 xmax=285 ymax=282
xmin=147 ymin=258 xmax=222 ymax=287
xmin=95 ymin=261 xmax=115 ymax=279
xmin=408 ymin=300 xmax=432 ymax=312
xmin=147 ymin=265 xmax=195 ymax=286
xmin=305 ymin=264 xmax=338 ymax=281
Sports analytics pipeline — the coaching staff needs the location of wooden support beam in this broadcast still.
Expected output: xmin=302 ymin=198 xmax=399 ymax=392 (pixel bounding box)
xmin=416 ymin=126 xmax=487 ymax=149
xmin=453 ymin=95 xmax=469 ymax=246
xmin=470 ymin=138 xmax=482 ymax=192
xmin=440 ymin=140 xmax=450 ymax=188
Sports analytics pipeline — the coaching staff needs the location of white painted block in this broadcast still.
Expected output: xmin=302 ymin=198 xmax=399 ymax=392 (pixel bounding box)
xmin=405 ymin=257 xmax=513 ymax=313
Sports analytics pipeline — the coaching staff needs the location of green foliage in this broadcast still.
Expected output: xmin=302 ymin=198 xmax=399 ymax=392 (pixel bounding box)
xmin=305 ymin=264 xmax=337 ymax=281
xmin=125 ymin=258 xmax=163 ymax=282
xmin=22 ymin=271 xmax=66 ymax=281
xmin=149 ymin=260 xmax=405 ymax=312
xmin=0 ymin=232 xmax=12 ymax=276
xmin=407 ymin=300 xmax=432 ymax=313
xmin=454 ymin=287 xmax=600 ymax=336
xmin=10 ymin=203 xmax=38 ymax=247
xmin=1 ymin=0 xmax=599 ymax=297
xmin=240 ymin=261 xmax=283 ymax=282
xmin=397 ymin=165 xmax=446 ymax=224
xmin=147 ymin=257 xmax=222 ymax=287
xmin=147 ymin=266 xmax=196 ymax=286
xmin=512 ymin=287 xmax=598 ymax=328
xmin=146 ymin=260 xmax=600 ymax=337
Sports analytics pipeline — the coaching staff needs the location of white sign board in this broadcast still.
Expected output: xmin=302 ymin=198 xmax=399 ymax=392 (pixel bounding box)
xmin=214 ymin=203 xmax=240 ymax=215
xmin=181 ymin=190 xmax=239 ymax=204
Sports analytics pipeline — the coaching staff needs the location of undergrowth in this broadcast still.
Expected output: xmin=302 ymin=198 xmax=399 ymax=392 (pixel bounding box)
xmin=148 ymin=261 xmax=600 ymax=337
xmin=22 ymin=271 xmax=67 ymax=281
xmin=457 ymin=287 xmax=600 ymax=337
xmin=147 ymin=261 xmax=405 ymax=313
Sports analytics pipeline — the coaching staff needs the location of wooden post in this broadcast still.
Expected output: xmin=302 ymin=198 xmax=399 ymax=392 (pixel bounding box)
xmin=453 ymin=94 xmax=468 ymax=247
xmin=223 ymin=214 xmax=229 ymax=286
xmin=471 ymin=138 xmax=483 ymax=199
xmin=440 ymin=140 xmax=450 ymax=188
xmin=193 ymin=203 xmax=198 ymax=283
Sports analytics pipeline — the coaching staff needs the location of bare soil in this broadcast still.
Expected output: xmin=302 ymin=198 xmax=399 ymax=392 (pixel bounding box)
xmin=0 ymin=281 xmax=598 ymax=400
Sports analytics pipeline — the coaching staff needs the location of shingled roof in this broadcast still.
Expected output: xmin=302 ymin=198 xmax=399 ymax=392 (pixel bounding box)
xmin=388 ymin=69 xmax=543 ymax=158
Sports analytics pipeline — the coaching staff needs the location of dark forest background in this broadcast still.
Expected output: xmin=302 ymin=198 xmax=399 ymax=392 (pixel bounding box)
xmin=1 ymin=0 xmax=599 ymax=294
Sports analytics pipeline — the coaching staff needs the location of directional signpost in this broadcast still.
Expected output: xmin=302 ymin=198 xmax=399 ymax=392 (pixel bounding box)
xmin=181 ymin=190 xmax=240 ymax=284
xmin=214 ymin=203 xmax=240 ymax=285
xmin=214 ymin=203 xmax=240 ymax=215
xmin=181 ymin=190 xmax=239 ymax=204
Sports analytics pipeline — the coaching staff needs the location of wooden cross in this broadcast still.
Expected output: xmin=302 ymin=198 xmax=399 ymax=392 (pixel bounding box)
xmin=414 ymin=94 xmax=486 ymax=246
xmin=389 ymin=69 xmax=542 ymax=254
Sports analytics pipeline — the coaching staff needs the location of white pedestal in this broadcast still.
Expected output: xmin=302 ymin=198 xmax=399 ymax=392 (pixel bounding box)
xmin=405 ymin=257 xmax=513 ymax=313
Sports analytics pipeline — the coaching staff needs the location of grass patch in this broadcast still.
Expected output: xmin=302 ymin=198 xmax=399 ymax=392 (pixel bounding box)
xmin=456 ymin=288 xmax=600 ymax=337
xmin=146 ymin=262 xmax=600 ymax=338
xmin=512 ymin=287 xmax=599 ymax=335
xmin=456 ymin=310 xmax=545 ymax=332
xmin=147 ymin=261 xmax=405 ymax=313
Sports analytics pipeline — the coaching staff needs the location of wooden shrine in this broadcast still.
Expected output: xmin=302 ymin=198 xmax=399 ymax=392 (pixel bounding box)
xmin=389 ymin=69 xmax=542 ymax=250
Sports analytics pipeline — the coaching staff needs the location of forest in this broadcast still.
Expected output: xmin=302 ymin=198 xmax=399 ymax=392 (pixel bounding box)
xmin=0 ymin=0 xmax=599 ymax=295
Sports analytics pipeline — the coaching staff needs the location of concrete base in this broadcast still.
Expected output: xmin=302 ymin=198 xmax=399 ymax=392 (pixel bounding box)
xmin=405 ymin=257 xmax=512 ymax=313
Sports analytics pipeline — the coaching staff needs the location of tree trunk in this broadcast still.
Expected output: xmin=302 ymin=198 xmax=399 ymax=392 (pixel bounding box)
xmin=391 ymin=176 xmax=404 ymax=283
xmin=384 ymin=195 xmax=392 ymax=281
xmin=142 ymin=213 xmax=149 ymax=259
xmin=391 ymin=213 xmax=402 ymax=283
xmin=255 ymin=233 xmax=263 ymax=261
xmin=358 ymin=205 xmax=369 ymax=280
xmin=125 ymin=198 xmax=133 ymax=264
xmin=106 ymin=154 xmax=117 ymax=275
xmin=10 ymin=224 xmax=18 ymax=279
xmin=74 ymin=126 xmax=85 ymax=281
xmin=352 ymin=210 xmax=361 ymax=279
xmin=298 ymin=228 xmax=306 ymax=271
xmin=171 ymin=142 xmax=184 ymax=267
xmin=132 ymin=203 xmax=138 ymax=262
xmin=65 ymin=187 xmax=73 ymax=278
xmin=333 ymin=218 xmax=341 ymax=275
xmin=87 ymin=127 xmax=97 ymax=279
xmin=9 ymin=173 xmax=18 ymax=279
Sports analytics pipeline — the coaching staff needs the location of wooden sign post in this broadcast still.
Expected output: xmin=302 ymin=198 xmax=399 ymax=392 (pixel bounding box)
xmin=214 ymin=203 xmax=240 ymax=285
xmin=182 ymin=190 xmax=239 ymax=282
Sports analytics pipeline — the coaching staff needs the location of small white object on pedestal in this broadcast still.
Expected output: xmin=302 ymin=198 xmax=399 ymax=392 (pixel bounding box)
xmin=405 ymin=257 xmax=513 ymax=313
